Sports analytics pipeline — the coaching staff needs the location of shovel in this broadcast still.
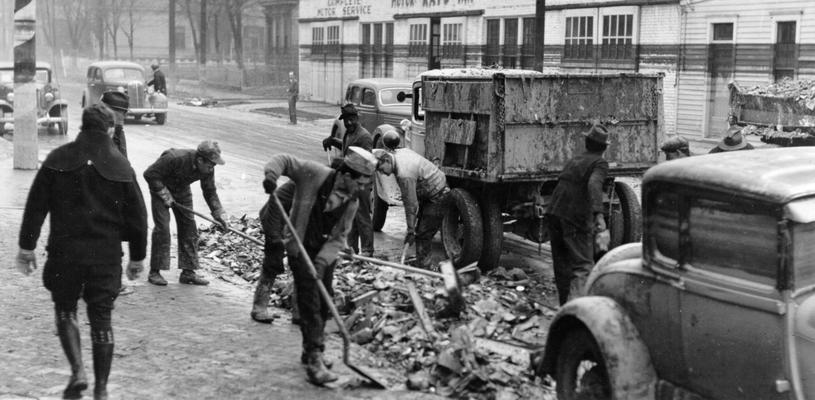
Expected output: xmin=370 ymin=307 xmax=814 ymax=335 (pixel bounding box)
xmin=271 ymin=194 xmax=388 ymax=389
xmin=172 ymin=203 xmax=265 ymax=247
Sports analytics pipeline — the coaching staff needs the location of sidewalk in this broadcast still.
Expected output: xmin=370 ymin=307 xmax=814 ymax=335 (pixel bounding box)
xmin=0 ymin=140 xmax=436 ymax=399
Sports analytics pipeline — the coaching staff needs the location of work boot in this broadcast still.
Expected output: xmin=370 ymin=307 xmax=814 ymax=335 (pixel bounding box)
xmin=179 ymin=270 xmax=209 ymax=285
xmin=91 ymin=330 xmax=114 ymax=400
xmin=56 ymin=311 xmax=88 ymax=400
xmin=301 ymin=351 xmax=333 ymax=369
xmin=147 ymin=270 xmax=168 ymax=286
xmin=361 ymin=250 xmax=374 ymax=257
xmin=304 ymin=351 xmax=338 ymax=385
xmin=250 ymin=273 xmax=276 ymax=323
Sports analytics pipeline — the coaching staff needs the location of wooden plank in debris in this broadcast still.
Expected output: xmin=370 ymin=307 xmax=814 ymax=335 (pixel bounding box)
xmin=441 ymin=118 xmax=477 ymax=145
xmin=406 ymin=281 xmax=437 ymax=340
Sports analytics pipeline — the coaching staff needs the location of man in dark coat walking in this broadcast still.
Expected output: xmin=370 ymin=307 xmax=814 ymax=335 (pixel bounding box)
xmin=143 ymin=140 xmax=230 ymax=286
xmin=16 ymin=104 xmax=148 ymax=400
xmin=546 ymin=124 xmax=611 ymax=305
xmin=322 ymin=104 xmax=375 ymax=256
xmin=147 ymin=63 xmax=167 ymax=95
xmin=287 ymin=71 xmax=298 ymax=124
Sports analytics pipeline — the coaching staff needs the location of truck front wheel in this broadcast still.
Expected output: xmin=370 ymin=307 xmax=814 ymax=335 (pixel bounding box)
xmin=441 ymin=188 xmax=483 ymax=268
xmin=478 ymin=195 xmax=503 ymax=272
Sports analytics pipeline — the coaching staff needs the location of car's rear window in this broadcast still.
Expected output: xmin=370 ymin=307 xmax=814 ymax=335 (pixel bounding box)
xmin=380 ymin=88 xmax=412 ymax=106
xmin=103 ymin=68 xmax=143 ymax=82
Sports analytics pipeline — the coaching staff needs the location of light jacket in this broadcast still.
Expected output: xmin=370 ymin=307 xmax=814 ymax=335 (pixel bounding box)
xmin=390 ymin=148 xmax=447 ymax=233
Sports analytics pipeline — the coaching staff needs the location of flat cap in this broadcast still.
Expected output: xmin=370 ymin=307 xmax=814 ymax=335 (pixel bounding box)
xmin=660 ymin=135 xmax=690 ymax=152
xmin=339 ymin=103 xmax=359 ymax=120
xmin=344 ymin=146 xmax=376 ymax=176
xmin=100 ymin=91 xmax=129 ymax=112
xmin=197 ymin=140 xmax=225 ymax=165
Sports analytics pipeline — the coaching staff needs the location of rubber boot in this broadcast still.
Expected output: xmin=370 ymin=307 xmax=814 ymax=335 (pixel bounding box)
xmin=56 ymin=311 xmax=88 ymax=400
xmin=91 ymin=330 xmax=114 ymax=400
xmin=290 ymin=287 xmax=301 ymax=326
xmin=250 ymin=273 xmax=276 ymax=323
xmin=304 ymin=351 xmax=338 ymax=385
xmin=301 ymin=351 xmax=333 ymax=369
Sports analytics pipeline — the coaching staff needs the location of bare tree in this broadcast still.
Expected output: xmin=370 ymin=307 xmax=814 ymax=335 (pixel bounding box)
xmin=224 ymin=0 xmax=257 ymax=70
xmin=105 ymin=0 xmax=126 ymax=59
xmin=121 ymin=0 xmax=145 ymax=60
xmin=38 ymin=0 xmax=63 ymax=79
xmin=180 ymin=0 xmax=201 ymax=62
xmin=60 ymin=0 xmax=94 ymax=65
xmin=209 ymin=1 xmax=224 ymax=63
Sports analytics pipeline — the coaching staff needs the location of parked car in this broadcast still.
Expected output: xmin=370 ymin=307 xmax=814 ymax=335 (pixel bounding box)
xmin=534 ymin=148 xmax=815 ymax=400
xmin=0 ymin=62 xmax=69 ymax=136
xmin=81 ymin=61 xmax=167 ymax=125
xmin=328 ymin=78 xmax=413 ymax=231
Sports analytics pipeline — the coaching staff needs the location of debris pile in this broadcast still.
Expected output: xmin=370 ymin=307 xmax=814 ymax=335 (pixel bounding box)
xmin=742 ymin=78 xmax=815 ymax=111
xmin=179 ymin=97 xmax=219 ymax=107
xmin=198 ymin=216 xmax=557 ymax=399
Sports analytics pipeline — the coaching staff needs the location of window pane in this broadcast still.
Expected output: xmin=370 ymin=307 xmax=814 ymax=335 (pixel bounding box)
xmin=603 ymin=15 xmax=609 ymax=36
xmin=713 ymin=23 xmax=734 ymax=41
xmin=793 ymin=222 xmax=815 ymax=288
xmin=777 ymin=21 xmax=796 ymax=44
xmin=362 ymin=88 xmax=376 ymax=105
xmin=651 ymin=191 xmax=680 ymax=262
xmin=586 ymin=17 xmax=593 ymax=37
xmin=565 ymin=17 xmax=572 ymax=38
xmin=688 ymin=198 xmax=777 ymax=283
xmin=626 ymin=15 xmax=633 ymax=36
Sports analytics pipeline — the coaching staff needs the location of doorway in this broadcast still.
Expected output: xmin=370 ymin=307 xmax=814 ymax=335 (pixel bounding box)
xmin=706 ymin=22 xmax=734 ymax=138
xmin=428 ymin=18 xmax=441 ymax=70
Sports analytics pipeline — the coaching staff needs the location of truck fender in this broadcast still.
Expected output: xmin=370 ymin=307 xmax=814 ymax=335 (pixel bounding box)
xmin=534 ymin=296 xmax=657 ymax=400
xmin=48 ymin=100 xmax=68 ymax=115
xmin=0 ymin=100 xmax=12 ymax=113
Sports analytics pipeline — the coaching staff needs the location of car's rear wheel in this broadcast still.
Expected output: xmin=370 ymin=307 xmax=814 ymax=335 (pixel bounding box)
xmin=58 ymin=120 xmax=68 ymax=135
xmin=155 ymin=113 xmax=166 ymax=125
xmin=556 ymin=329 xmax=612 ymax=400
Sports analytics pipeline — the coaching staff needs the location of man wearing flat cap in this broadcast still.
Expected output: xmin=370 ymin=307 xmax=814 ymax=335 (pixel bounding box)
xmin=142 ymin=140 xmax=230 ymax=286
xmin=322 ymin=104 xmax=375 ymax=257
xmin=660 ymin=135 xmax=691 ymax=160
xmin=101 ymin=91 xmax=130 ymax=158
xmin=546 ymin=123 xmax=611 ymax=305
xmin=260 ymin=146 xmax=376 ymax=385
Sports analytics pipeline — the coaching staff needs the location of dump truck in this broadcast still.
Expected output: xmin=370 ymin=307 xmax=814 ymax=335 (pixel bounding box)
xmin=729 ymin=78 xmax=815 ymax=146
xmin=399 ymin=69 xmax=664 ymax=271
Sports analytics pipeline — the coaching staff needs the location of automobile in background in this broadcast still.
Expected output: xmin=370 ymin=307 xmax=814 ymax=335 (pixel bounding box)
xmin=0 ymin=62 xmax=69 ymax=136
xmin=534 ymin=148 xmax=815 ymax=400
xmin=81 ymin=61 xmax=167 ymax=125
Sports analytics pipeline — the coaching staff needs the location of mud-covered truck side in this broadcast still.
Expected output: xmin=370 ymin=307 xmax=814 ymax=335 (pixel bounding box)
xmin=729 ymin=79 xmax=815 ymax=146
xmin=416 ymin=69 xmax=663 ymax=271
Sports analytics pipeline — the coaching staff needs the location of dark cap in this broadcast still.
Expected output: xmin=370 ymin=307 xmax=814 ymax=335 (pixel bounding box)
xmin=82 ymin=104 xmax=115 ymax=132
xmin=197 ymin=140 xmax=225 ymax=165
xmin=151 ymin=63 xmax=159 ymax=70
xmin=339 ymin=104 xmax=359 ymax=120
xmin=582 ymin=123 xmax=611 ymax=145
xmin=660 ymin=135 xmax=690 ymax=152
xmin=100 ymin=91 xmax=129 ymax=112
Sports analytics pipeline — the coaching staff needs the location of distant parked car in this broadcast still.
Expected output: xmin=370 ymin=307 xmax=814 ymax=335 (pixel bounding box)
xmin=534 ymin=148 xmax=815 ymax=400
xmin=81 ymin=61 xmax=167 ymax=125
xmin=0 ymin=62 xmax=69 ymax=136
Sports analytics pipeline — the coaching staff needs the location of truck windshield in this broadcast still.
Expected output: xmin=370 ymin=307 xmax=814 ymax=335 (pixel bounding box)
xmin=380 ymin=88 xmax=412 ymax=106
xmin=104 ymin=68 xmax=143 ymax=82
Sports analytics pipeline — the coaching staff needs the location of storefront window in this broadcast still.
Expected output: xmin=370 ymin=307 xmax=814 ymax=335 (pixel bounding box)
xmin=601 ymin=14 xmax=634 ymax=60
xmin=312 ymin=27 xmax=324 ymax=55
xmin=409 ymin=24 xmax=428 ymax=58
xmin=442 ymin=23 xmax=463 ymax=59
xmin=564 ymin=16 xmax=593 ymax=60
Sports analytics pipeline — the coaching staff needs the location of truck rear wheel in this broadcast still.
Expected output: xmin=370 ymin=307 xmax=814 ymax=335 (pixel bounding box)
xmin=478 ymin=195 xmax=503 ymax=272
xmin=615 ymin=181 xmax=642 ymax=244
xmin=442 ymin=188 xmax=483 ymax=268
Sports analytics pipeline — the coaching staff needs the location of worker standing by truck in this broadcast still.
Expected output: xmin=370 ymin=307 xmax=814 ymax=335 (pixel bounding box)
xmin=546 ymin=124 xmax=611 ymax=305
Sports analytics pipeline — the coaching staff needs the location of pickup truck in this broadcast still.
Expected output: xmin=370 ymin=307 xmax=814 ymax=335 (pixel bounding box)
xmin=535 ymin=147 xmax=815 ymax=400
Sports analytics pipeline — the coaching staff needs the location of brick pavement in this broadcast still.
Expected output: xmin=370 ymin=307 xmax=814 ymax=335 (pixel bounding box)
xmin=0 ymin=138 xmax=440 ymax=399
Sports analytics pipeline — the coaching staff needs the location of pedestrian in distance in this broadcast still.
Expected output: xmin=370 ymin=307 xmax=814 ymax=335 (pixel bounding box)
xmin=709 ymin=126 xmax=754 ymax=153
xmin=143 ymin=140 xmax=230 ymax=286
xmin=660 ymin=135 xmax=691 ymax=160
xmin=373 ymin=133 xmax=452 ymax=270
xmin=16 ymin=104 xmax=148 ymax=400
xmin=545 ymin=123 xmax=611 ymax=305
xmin=322 ymin=104 xmax=375 ymax=257
xmin=100 ymin=90 xmax=129 ymax=158
xmin=287 ymin=71 xmax=298 ymax=125
xmin=261 ymin=146 xmax=377 ymax=385
xmin=147 ymin=62 xmax=167 ymax=95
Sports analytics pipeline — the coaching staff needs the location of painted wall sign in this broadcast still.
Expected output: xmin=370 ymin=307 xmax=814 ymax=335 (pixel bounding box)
xmin=317 ymin=0 xmax=372 ymax=17
xmin=391 ymin=0 xmax=474 ymax=8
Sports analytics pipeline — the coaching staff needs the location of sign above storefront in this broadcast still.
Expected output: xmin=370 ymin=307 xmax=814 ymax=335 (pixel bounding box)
xmin=317 ymin=0 xmax=372 ymax=18
xmin=391 ymin=0 xmax=475 ymax=7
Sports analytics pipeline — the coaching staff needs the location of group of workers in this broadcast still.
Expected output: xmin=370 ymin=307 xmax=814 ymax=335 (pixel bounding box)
xmin=13 ymin=76 xmax=759 ymax=396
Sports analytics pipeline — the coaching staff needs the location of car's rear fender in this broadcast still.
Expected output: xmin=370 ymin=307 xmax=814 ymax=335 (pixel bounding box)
xmin=0 ymin=100 xmax=12 ymax=114
xmin=534 ymin=296 xmax=657 ymax=400
xmin=47 ymin=100 xmax=68 ymax=115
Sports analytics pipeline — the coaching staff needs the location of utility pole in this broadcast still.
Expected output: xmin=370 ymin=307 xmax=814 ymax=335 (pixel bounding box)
xmin=13 ymin=0 xmax=37 ymax=170
xmin=534 ymin=0 xmax=545 ymax=72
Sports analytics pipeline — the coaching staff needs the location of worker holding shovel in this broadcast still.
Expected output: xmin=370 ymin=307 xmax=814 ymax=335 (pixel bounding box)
xmin=261 ymin=146 xmax=377 ymax=385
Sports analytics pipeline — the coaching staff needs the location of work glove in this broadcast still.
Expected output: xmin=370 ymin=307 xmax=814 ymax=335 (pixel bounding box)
xmin=126 ymin=259 xmax=145 ymax=280
xmin=213 ymin=211 xmax=230 ymax=231
xmin=322 ymin=137 xmax=334 ymax=152
xmin=15 ymin=249 xmax=37 ymax=276
xmin=595 ymin=229 xmax=611 ymax=253
xmin=404 ymin=231 xmax=416 ymax=246
xmin=157 ymin=188 xmax=174 ymax=208
xmin=263 ymin=178 xmax=277 ymax=194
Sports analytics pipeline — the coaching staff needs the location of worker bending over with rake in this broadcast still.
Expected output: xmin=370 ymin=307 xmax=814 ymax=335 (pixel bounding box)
xmin=261 ymin=146 xmax=377 ymax=385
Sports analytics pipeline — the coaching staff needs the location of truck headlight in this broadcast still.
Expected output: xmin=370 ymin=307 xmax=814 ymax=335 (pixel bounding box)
xmin=44 ymin=92 xmax=54 ymax=102
xmin=117 ymin=86 xmax=125 ymax=93
xmin=6 ymin=93 xmax=12 ymax=102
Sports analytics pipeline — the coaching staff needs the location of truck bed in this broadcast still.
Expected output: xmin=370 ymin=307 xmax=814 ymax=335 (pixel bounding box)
xmin=729 ymin=80 xmax=815 ymax=146
xmin=421 ymin=71 xmax=664 ymax=183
